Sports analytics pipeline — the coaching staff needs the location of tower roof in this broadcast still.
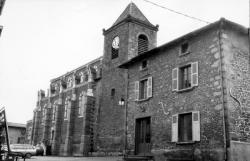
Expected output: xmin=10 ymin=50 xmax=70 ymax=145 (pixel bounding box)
xmin=112 ymin=2 xmax=154 ymax=27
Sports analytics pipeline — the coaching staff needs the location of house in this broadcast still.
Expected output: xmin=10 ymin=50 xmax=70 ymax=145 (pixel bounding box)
xmin=29 ymin=2 xmax=250 ymax=161
xmin=120 ymin=18 xmax=250 ymax=161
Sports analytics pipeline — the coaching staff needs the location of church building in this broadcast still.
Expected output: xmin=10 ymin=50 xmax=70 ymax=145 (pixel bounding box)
xmin=30 ymin=3 xmax=250 ymax=161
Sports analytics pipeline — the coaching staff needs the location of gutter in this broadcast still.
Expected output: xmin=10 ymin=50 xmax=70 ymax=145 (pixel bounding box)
xmin=218 ymin=19 xmax=228 ymax=161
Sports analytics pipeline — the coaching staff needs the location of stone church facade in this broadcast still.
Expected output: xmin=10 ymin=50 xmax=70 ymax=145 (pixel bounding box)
xmin=30 ymin=3 xmax=250 ymax=161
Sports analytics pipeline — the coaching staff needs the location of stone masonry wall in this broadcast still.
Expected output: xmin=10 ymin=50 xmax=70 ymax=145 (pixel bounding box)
xmin=221 ymin=24 xmax=250 ymax=143
xmin=126 ymin=27 xmax=226 ymax=161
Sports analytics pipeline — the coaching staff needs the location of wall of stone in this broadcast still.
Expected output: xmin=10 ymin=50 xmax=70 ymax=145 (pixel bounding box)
xmin=221 ymin=24 xmax=250 ymax=143
xmin=126 ymin=26 xmax=226 ymax=161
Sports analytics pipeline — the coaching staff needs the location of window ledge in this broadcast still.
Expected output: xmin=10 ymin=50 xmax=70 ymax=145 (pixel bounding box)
xmin=137 ymin=97 xmax=150 ymax=102
xmin=176 ymin=141 xmax=195 ymax=145
xmin=78 ymin=115 xmax=84 ymax=118
xmin=177 ymin=86 xmax=194 ymax=93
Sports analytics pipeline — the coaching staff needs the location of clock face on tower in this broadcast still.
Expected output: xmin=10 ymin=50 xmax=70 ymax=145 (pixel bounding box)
xmin=112 ymin=36 xmax=119 ymax=49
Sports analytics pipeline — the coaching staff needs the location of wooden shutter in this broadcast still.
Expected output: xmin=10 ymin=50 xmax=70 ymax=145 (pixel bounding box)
xmin=172 ymin=68 xmax=179 ymax=91
xmin=192 ymin=111 xmax=200 ymax=141
xmin=191 ymin=62 xmax=198 ymax=86
xmin=135 ymin=81 xmax=139 ymax=101
xmin=147 ymin=77 xmax=152 ymax=98
xmin=172 ymin=114 xmax=178 ymax=142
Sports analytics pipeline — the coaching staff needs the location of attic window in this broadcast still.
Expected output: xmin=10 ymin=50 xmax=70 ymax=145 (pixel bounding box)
xmin=138 ymin=34 xmax=148 ymax=55
xmin=180 ymin=42 xmax=189 ymax=55
xmin=140 ymin=60 xmax=148 ymax=70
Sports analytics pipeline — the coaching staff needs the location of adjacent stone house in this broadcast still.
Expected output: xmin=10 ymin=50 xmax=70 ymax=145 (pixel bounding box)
xmin=120 ymin=18 xmax=250 ymax=161
xmin=30 ymin=2 xmax=250 ymax=160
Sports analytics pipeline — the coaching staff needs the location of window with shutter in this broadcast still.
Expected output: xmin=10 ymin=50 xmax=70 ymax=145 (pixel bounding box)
xmin=192 ymin=111 xmax=200 ymax=141
xmin=191 ymin=62 xmax=198 ymax=86
xmin=172 ymin=114 xmax=178 ymax=142
xmin=172 ymin=68 xmax=178 ymax=91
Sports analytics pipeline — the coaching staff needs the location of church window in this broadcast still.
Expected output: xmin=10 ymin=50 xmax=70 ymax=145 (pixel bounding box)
xmin=138 ymin=34 xmax=148 ymax=55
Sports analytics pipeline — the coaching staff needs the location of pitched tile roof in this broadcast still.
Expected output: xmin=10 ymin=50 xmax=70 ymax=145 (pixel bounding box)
xmin=112 ymin=2 xmax=154 ymax=27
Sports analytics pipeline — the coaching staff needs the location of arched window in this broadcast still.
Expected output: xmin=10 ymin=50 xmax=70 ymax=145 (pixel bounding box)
xmin=79 ymin=72 xmax=84 ymax=83
xmin=78 ymin=92 xmax=86 ymax=117
xmin=138 ymin=34 xmax=148 ymax=55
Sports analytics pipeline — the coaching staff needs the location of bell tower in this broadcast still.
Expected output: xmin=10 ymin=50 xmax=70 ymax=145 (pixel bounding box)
xmin=98 ymin=2 xmax=158 ymax=152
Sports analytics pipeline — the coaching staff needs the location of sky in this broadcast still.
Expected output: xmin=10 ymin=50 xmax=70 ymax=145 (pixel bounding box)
xmin=0 ymin=0 xmax=249 ymax=124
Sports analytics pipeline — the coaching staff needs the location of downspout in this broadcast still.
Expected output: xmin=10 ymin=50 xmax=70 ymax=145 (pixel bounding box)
xmin=218 ymin=19 xmax=228 ymax=161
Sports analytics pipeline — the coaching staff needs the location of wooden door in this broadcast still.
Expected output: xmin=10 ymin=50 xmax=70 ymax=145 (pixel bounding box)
xmin=135 ymin=117 xmax=151 ymax=155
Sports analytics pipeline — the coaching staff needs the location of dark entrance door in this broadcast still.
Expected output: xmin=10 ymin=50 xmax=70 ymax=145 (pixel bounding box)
xmin=135 ymin=117 xmax=151 ymax=155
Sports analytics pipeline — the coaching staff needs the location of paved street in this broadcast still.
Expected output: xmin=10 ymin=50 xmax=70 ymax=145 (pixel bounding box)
xmin=24 ymin=156 xmax=122 ymax=161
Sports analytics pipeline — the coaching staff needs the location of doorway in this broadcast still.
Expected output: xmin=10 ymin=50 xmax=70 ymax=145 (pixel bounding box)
xmin=135 ymin=117 xmax=151 ymax=155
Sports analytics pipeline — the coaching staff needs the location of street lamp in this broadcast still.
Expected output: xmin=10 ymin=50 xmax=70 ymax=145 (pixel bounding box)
xmin=118 ymin=98 xmax=127 ymax=156
xmin=118 ymin=98 xmax=125 ymax=106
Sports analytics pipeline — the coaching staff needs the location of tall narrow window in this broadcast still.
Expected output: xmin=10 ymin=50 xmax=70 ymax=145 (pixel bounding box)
xmin=138 ymin=34 xmax=148 ymax=55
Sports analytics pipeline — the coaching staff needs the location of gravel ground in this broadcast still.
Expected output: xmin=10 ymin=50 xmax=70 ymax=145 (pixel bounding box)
xmin=21 ymin=156 xmax=122 ymax=161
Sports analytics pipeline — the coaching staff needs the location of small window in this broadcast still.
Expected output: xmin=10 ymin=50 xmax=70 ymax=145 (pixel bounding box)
xmin=180 ymin=42 xmax=189 ymax=55
xmin=138 ymin=34 xmax=148 ymax=55
xmin=141 ymin=60 xmax=148 ymax=70
xmin=179 ymin=65 xmax=191 ymax=90
xmin=111 ymin=88 xmax=115 ymax=97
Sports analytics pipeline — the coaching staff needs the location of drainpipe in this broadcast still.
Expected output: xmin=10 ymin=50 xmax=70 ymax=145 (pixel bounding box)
xmin=218 ymin=18 xmax=228 ymax=161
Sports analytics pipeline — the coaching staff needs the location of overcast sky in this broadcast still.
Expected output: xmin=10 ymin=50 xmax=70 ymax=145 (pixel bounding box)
xmin=0 ymin=0 xmax=249 ymax=124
